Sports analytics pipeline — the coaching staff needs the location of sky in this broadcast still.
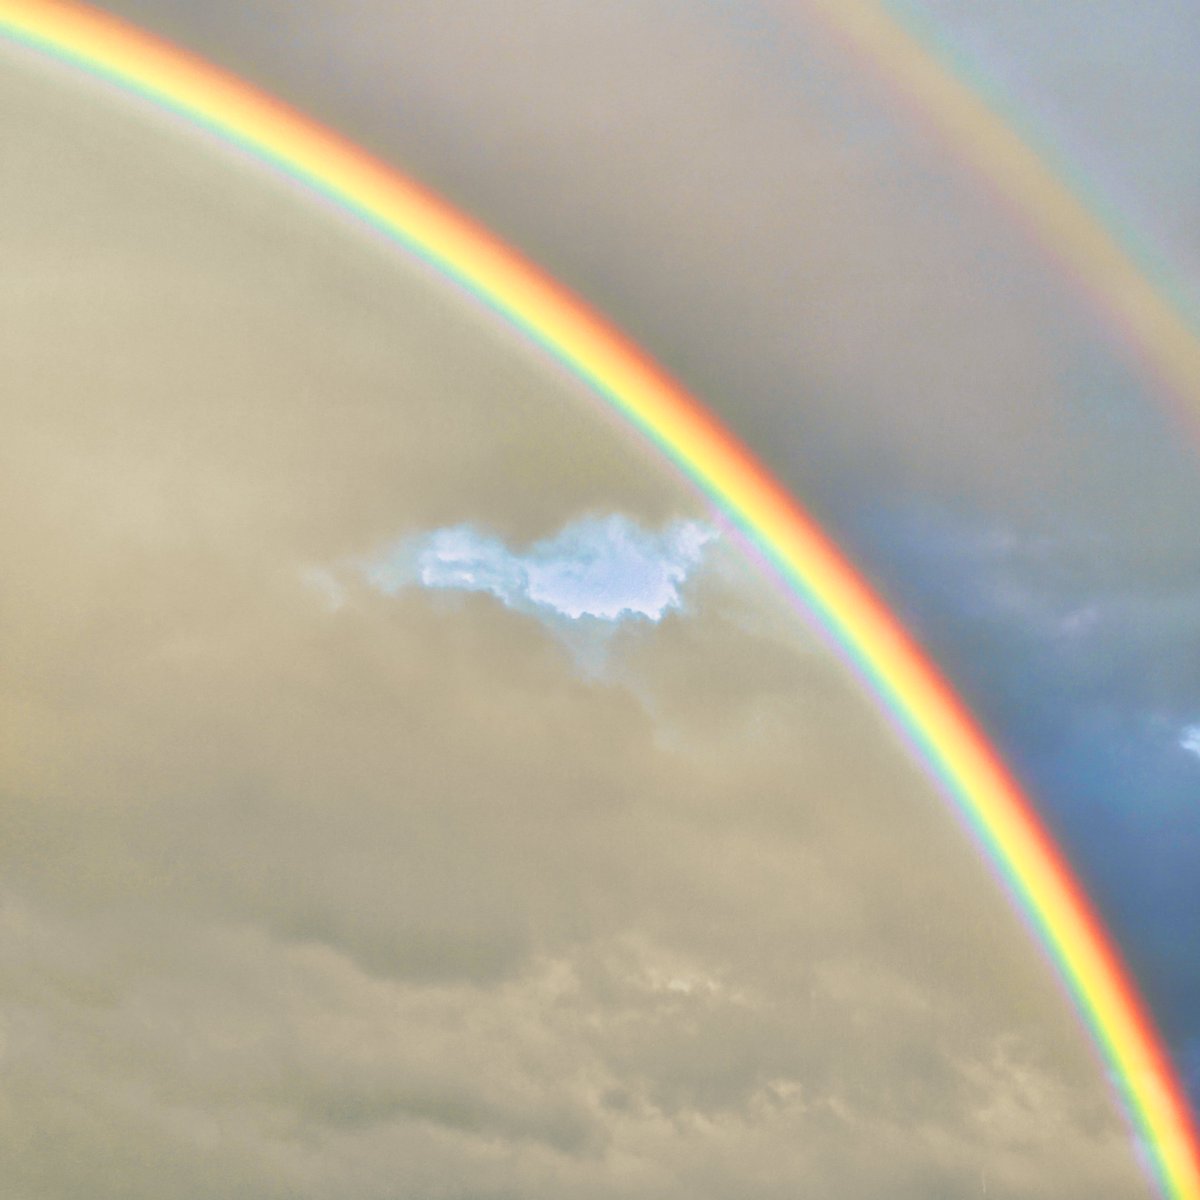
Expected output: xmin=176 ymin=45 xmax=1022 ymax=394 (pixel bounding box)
xmin=1 ymin=2 xmax=1198 ymax=1196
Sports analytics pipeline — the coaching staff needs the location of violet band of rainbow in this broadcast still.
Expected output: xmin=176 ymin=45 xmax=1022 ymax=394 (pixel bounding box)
xmin=1 ymin=2 xmax=1197 ymax=1196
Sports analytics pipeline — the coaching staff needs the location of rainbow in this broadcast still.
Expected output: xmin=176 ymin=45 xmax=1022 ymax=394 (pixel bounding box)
xmin=1 ymin=2 xmax=1196 ymax=1196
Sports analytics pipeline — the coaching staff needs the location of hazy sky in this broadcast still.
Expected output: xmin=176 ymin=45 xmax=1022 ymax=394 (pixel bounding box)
xmin=2 ymin=2 xmax=1198 ymax=1196
xmin=68 ymin=0 xmax=1200 ymax=1111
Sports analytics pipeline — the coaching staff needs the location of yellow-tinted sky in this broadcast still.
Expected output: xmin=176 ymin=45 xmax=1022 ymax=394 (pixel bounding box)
xmin=0 ymin=41 xmax=1163 ymax=1198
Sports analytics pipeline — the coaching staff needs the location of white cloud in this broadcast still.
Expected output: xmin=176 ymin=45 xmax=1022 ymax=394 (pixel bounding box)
xmin=362 ymin=514 xmax=716 ymax=623
xmin=1180 ymin=725 xmax=1200 ymax=759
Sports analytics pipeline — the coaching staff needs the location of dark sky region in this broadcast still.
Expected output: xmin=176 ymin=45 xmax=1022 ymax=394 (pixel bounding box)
xmin=1 ymin=2 xmax=1198 ymax=1196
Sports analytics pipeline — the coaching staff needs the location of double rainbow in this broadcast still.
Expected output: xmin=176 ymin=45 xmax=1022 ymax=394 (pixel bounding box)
xmin=2 ymin=2 xmax=1197 ymax=1195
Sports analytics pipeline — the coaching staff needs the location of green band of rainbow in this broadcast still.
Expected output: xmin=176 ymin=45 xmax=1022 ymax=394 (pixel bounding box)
xmin=2 ymin=2 xmax=1197 ymax=1195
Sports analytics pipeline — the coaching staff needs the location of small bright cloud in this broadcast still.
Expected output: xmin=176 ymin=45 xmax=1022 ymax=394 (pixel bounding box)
xmin=363 ymin=514 xmax=716 ymax=623
xmin=1181 ymin=726 xmax=1200 ymax=759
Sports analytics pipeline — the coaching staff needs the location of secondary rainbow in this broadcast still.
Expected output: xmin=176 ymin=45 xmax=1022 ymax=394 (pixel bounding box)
xmin=2 ymin=2 xmax=1196 ymax=1196
xmin=798 ymin=0 xmax=1200 ymax=423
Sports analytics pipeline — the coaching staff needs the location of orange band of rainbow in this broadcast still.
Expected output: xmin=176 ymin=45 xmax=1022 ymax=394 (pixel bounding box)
xmin=1 ymin=2 xmax=1197 ymax=1195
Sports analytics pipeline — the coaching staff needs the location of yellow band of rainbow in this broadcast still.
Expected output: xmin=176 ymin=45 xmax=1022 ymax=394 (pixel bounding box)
xmin=1 ymin=2 xmax=1197 ymax=1195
